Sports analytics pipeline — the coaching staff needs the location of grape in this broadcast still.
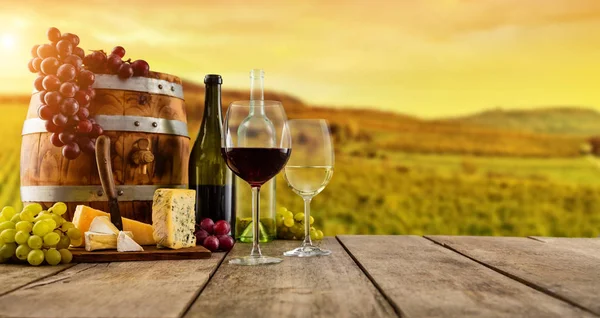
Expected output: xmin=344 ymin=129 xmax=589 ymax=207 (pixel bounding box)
xmin=1 ymin=206 xmax=16 ymax=219
xmin=27 ymin=235 xmax=43 ymax=249
xmin=38 ymin=105 xmax=54 ymax=121
xmin=107 ymin=54 xmax=123 ymax=73
xmin=10 ymin=214 xmax=21 ymax=223
xmin=200 ymin=218 xmax=215 ymax=234
xmin=52 ymin=114 xmax=68 ymax=127
xmin=15 ymin=221 xmax=32 ymax=233
xmin=23 ymin=203 xmax=43 ymax=215
xmin=77 ymin=107 xmax=90 ymax=120
xmin=118 ymin=63 xmax=134 ymax=79
xmin=15 ymin=244 xmax=31 ymax=260
xmin=217 ymin=235 xmax=235 ymax=251
xmin=67 ymin=227 xmax=82 ymax=240
xmin=85 ymin=87 xmax=96 ymax=99
xmin=60 ymin=98 xmax=79 ymax=116
xmin=32 ymin=222 xmax=51 ymax=237
xmin=283 ymin=217 xmax=294 ymax=227
xmin=37 ymin=44 xmax=57 ymax=59
xmin=214 ymin=220 xmax=231 ymax=235
xmin=45 ymin=120 xmax=61 ymax=133
xmin=45 ymin=248 xmax=61 ymax=265
xmin=1 ymin=229 xmax=16 ymax=243
xmin=43 ymin=232 xmax=60 ymax=246
xmin=61 ymin=222 xmax=75 ymax=231
xmin=0 ymin=221 xmax=15 ymax=231
xmin=40 ymin=57 xmax=60 ymax=75
xmin=131 ymin=60 xmax=150 ymax=77
xmin=28 ymin=59 xmax=37 ymax=73
xmin=195 ymin=229 xmax=209 ymax=245
xmin=47 ymin=27 xmax=61 ymax=42
xmin=111 ymin=46 xmax=126 ymax=58
xmin=27 ymin=249 xmax=44 ymax=266
xmin=56 ymin=39 xmax=73 ymax=57
xmin=294 ymin=212 xmax=304 ymax=222
xmin=74 ymin=90 xmax=90 ymax=106
xmin=39 ymin=90 xmax=48 ymax=103
xmin=62 ymin=143 xmax=81 ymax=160
xmin=44 ymin=91 xmax=62 ymax=108
xmin=0 ymin=243 xmax=16 ymax=258
xmin=34 ymin=76 xmax=45 ymax=91
xmin=203 ymin=236 xmax=219 ymax=252
xmin=32 ymin=57 xmax=43 ymax=73
xmin=78 ymin=70 xmax=95 ymax=88
xmin=42 ymin=75 xmax=61 ymax=91
xmin=0 ymin=236 xmax=4 ymax=248
xmin=309 ymin=216 xmax=315 ymax=225
xmin=316 ymin=230 xmax=324 ymax=240
xmin=62 ymin=33 xmax=80 ymax=47
xmin=63 ymin=54 xmax=83 ymax=71
xmin=58 ymin=132 xmax=76 ymax=144
xmin=90 ymin=124 xmax=104 ymax=138
xmin=57 ymin=64 xmax=76 ymax=82
xmin=283 ymin=211 xmax=293 ymax=219
xmin=77 ymin=120 xmax=93 ymax=133
xmin=50 ymin=133 xmax=64 ymax=147
xmin=49 ymin=202 xmax=67 ymax=215
xmin=78 ymin=137 xmax=96 ymax=154
xmin=70 ymin=237 xmax=83 ymax=247
xmin=51 ymin=214 xmax=65 ymax=227
xmin=86 ymin=51 xmax=107 ymax=71
xmin=59 ymin=82 xmax=77 ymax=98
xmin=59 ymin=249 xmax=72 ymax=264
xmin=73 ymin=47 xmax=85 ymax=59
xmin=31 ymin=44 xmax=40 ymax=58
xmin=42 ymin=218 xmax=57 ymax=230
xmin=15 ymin=230 xmax=30 ymax=245
xmin=56 ymin=235 xmax=70 ymax=249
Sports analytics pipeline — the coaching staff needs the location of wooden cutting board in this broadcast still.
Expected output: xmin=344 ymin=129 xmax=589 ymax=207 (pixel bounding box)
xmin=70 ymin=245 xmax=212 ymax=263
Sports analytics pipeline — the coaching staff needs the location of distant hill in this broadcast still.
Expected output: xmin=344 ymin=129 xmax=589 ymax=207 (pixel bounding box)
xmin=444 ymin=107 xmax=600 ymax=136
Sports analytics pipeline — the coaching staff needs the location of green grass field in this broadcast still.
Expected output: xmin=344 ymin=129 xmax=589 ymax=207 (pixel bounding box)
xmin=3 ymin=103 xmax=600 ymax=237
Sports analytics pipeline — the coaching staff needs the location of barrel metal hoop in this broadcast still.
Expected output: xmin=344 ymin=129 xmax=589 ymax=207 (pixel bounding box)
xmin=92 ymin=74 xmax=184 ymax=99
xmin=20 ymin=185 xmax=187 ymax=202
xmin=22 ymin=116 xmax=190 ymax=137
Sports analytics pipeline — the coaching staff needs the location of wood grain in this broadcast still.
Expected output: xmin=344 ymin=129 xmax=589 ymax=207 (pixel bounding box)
xmin=338 ymin=235 xmax=592 ymax=318
xmin=20 ymin=72 xmax=189 ymax=224
xmin=185 ymin=238 xmax=397 ymax=318
xmin=70 ymin=245 xmax=211 ymax=263
xmin=427 ymin=235 xmax=600 ymax=316
xmin=0 ymin=255 xmax=226 ymax=318
xmin=0 ymin=264 xmax=74 ymax=296
xmin=528 ymin=237 xmax=600 ymax=259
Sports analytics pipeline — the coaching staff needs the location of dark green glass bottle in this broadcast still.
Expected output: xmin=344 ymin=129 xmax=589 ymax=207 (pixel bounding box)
xmin=188 ymin=74 xmax=235 ymax=233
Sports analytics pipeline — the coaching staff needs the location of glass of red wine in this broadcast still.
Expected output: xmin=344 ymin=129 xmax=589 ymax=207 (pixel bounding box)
xmin=221 ymin=100 xmax=291 ymax=265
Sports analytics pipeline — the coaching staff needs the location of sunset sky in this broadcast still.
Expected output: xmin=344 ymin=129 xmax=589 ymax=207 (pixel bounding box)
xmin=0 ymin=0 xmax=599 ymax=118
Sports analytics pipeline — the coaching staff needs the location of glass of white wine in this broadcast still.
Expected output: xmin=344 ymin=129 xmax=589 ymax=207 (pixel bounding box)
xmin=283 ymin=119 xmax=334 ymax=257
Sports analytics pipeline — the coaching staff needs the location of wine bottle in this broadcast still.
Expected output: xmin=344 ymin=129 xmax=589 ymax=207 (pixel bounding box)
xmin=235 ymin=69 xmax=277 ymax=242
xmin=188 ymin=74 xmax=235 ymax=234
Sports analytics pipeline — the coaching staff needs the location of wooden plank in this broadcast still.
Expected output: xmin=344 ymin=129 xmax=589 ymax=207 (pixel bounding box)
xmin=185 ymin=238 xmax=397 ymax=318
xmin=70 ymin=245 xmax=211 ymax=263
xmin=0 ymin=254 xmax=226 ymax=318
xmin=0 ymin=264 xmax=74 ymax=296
xmin=339 ymin=235 xmax=592 ymax=318
xmin=427 ymin=235 xmax=600 ymax=316
xmin=529 ymin=237 xmax=600 ymax=259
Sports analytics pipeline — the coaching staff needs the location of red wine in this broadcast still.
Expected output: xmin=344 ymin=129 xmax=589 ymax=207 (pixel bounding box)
xmin=222 ymin=147 xmax=291 ymax=187
xmin=190 ymin=184 xmax=235 ymax=233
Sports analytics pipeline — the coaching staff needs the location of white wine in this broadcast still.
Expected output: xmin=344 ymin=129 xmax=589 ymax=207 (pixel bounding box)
xmin=284 ymin=166 xmax=333 ymax=197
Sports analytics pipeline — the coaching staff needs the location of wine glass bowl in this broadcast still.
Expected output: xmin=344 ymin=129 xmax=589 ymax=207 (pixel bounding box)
xmin=283 ymin=119 xmax=334 ymax=257
xmin=221 ymin=101 xmax=291 ymax=265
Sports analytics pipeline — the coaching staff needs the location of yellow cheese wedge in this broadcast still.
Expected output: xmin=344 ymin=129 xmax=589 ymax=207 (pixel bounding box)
xmin=72 ymin=205 xmax=155 ymax=247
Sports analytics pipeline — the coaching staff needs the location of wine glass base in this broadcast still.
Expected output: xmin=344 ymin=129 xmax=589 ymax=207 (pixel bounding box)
xmin=283 ymin=245 xmax=332 ymax=257
xmin=228 ymin=255 xmax=283 ymax=266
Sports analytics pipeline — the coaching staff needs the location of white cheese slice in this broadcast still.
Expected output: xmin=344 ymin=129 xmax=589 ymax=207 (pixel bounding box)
xmin=117 ymin=231 xmax=144 ymax=252
xmin=84 ymin=231 xmax=134 ymax=252
xmin=89 ymin=216 xmax=120 ymax=235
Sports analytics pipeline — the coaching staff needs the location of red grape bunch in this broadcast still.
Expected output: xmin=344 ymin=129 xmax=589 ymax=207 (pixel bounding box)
xmin=28 ymin=27 xmax=104 ymax=160
xmin=195 ymin=219 xmax=235 ymax=252
xmin=83 ymin=46 xmax=150 ymax=79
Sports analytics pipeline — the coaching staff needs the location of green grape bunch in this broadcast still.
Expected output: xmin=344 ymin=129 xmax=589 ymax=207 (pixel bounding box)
xmin=276 ymin=207 xmax=324 ymax=241
xmin=0 ymin=202 xmax=78 ymax=266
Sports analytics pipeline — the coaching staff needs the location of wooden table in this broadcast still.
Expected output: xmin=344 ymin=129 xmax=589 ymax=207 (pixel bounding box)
xmin=0 ymin=236 xmax=598 ymax=318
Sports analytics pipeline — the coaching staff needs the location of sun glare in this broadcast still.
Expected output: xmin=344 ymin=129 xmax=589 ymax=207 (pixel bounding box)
xmin=1 ymin=34 xmax=15 ymax=49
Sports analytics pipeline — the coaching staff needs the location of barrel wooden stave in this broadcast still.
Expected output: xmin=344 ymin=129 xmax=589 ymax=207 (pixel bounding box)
xmin=20 ymin=72 xmax=189 ymax=224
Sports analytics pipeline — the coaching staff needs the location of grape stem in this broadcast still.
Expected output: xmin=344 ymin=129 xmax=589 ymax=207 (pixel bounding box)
xmin=302 ymin=197 xmax=313 ymax=247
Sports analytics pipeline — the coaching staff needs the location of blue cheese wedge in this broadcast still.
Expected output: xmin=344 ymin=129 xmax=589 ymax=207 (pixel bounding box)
xmin=152 ymin=189 xmax=196 ymax=249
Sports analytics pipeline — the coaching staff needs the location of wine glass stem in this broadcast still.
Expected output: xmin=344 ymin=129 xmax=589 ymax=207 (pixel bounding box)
xmin=302 ymin=197 xmax=313 ymax=247
xmin=251 ymin=186 xmax=262 ymax=257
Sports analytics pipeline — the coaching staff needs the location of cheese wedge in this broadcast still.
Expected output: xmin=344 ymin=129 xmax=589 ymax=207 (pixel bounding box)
xmin=89 ymin=216 xmax=119 ymax=235
xmin=117 ymin=231 xmax=144 ymax=252
xmin=85 ymin=231 xmax=133 ymax=251
xmin=152 ymin=189 xmax=196 ymax=249
xmin=72 ymin=205 xmax=155 ymax=246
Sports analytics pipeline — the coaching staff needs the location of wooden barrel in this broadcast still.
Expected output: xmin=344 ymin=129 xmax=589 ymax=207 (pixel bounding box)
xmin=20 ymin=72 xmax=189 ymax=224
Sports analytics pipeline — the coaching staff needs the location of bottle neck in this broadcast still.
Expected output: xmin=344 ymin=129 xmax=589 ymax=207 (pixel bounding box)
xmin=203 ymin=84 xmax=222 ymax=126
